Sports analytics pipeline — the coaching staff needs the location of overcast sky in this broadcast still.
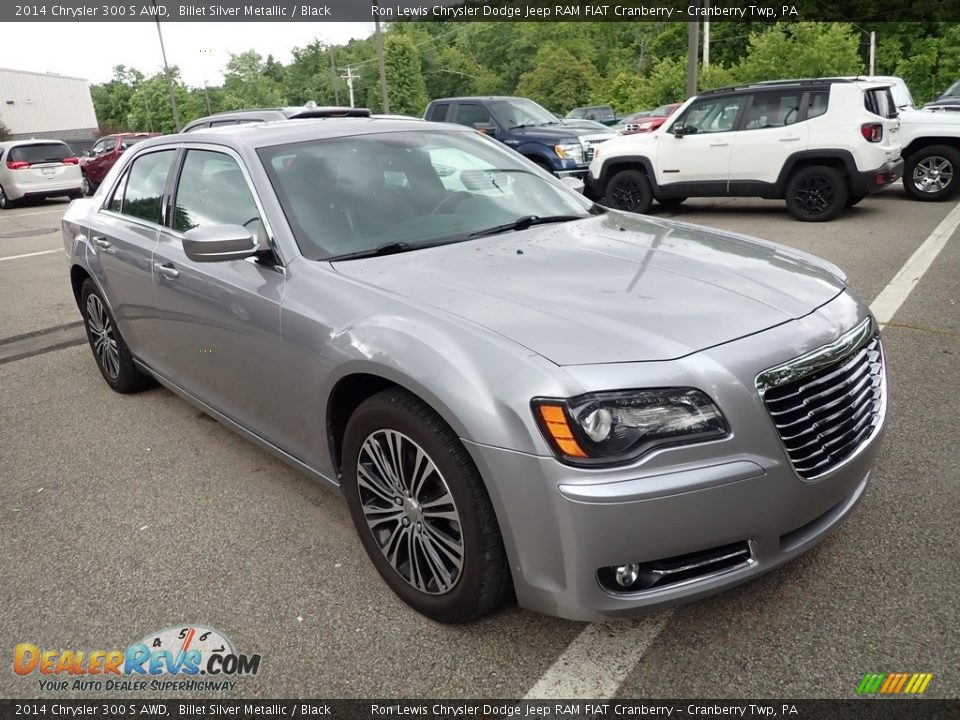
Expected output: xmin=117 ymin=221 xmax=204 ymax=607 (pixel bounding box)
xmin=0 ymin=22 xmax=375 ymax=87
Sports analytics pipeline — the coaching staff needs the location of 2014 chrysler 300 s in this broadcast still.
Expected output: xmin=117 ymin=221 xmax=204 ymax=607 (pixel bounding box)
xmin=61 ymin=119 xmax=887 ymax=622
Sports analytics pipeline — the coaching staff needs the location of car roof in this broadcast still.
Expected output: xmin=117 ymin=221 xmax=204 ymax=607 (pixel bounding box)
xmin=134 ymin=117 xmax=471 ymax=152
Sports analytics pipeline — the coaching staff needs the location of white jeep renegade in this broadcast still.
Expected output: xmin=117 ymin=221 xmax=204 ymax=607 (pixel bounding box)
xmin=588 ymin=78 xmax=904 ymax=222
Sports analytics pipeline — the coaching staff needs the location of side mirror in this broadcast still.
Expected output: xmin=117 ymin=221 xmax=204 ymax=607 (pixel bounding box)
xmin=182 ymin=224 xmax=257 ymax=263
xmin=560 ymin=176 xmax=585 ymax=194
xmin=474 ymin=122 xmax=498 ymax=138
xmin=672 ymin=122 xmax=687 ymax=136
xmin=82 ymin=149 xmax=92 ymax=157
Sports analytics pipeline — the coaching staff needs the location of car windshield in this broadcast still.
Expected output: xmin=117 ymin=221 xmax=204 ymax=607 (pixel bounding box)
xmin=488 ymin=98 xmax=559 ymax=128
xmin=10 ymin=143 xmax=71 ymax=164
xmin=122 ymin=136 xmax=151 ymax=148
xmin=943 ymin=80 xmax=960 ymax=98
xmin=651 ymin=104 xmax=675 ymax=117
xmin=259 ymin=129 xmax=594 ymax=261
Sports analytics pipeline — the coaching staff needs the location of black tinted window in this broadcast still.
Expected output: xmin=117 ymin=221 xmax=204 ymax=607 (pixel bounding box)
xmin=9 ymin=143 xmax=71 ymax=163
xmin=173 ymin=150 xmax=261 ymax=241
xmin=118 ymin=150 xmax=175 ymax=224
xmin=806 ymin=91 xmax=829 ymax=119
xmin=865 ymin=88 xmax=897 ymax=119
xmin=428 ymin=103 xmax=450 ymax=122
xmin=455 ymin=103 xmax=491 ymax=128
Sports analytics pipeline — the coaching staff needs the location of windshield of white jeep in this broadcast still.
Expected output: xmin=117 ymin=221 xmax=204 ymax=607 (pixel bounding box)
xmin=259 ymin=129 xmax=594 ymax=261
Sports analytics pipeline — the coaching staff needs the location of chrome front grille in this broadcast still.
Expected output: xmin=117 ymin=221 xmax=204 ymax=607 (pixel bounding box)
xmin=581 ymin=136 xmax=610 ymax=162
xmin=757 ymin=319 xmax=886 ymax=480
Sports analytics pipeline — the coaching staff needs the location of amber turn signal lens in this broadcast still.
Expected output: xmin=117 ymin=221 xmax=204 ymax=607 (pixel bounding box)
xmin=536 ymin=403 xmax=588 ymax=458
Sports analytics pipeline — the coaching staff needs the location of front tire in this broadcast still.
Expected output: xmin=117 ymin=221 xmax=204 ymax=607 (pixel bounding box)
xmin=80 ymin=279 xmax=155 ymax=393
xmin=785 ymin=165 xmax=847 ymax=222
xmin=81 ymin=175 xmax=95 ymax=197
xmin=342 ymin=388 xmax=509 ymax=623
xmin=605 ymin=169 xmax=653 ymax=214
xmin=903 ymin=145 xmax=960 ymax=201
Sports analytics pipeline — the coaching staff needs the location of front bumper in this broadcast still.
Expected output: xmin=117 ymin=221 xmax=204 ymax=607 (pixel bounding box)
xmin=462 ymin=293 xmax=887 ymax=621
xmin=852 ymin=158 xmax=904 ymax=196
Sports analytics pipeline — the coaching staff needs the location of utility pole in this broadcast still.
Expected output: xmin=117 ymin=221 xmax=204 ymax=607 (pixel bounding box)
xmin=329 ymin=44 xmax=340 ymax=105
xmin=686 ymin=20 xmax=699 ymax=99
xmin=341 ymin=66 xmax=359 ymax=108
xmin=200 ymin=48 xmax=213 ymax=115
xmin=702 ymin=0 xmax=710 ymax=70
xmin=152 ymin=1 xmax=180 ymax=131
xmin=869 ymin=31 xmax=876 ymax=75
xmin=374 ymin=17 xmax=390 ymax=114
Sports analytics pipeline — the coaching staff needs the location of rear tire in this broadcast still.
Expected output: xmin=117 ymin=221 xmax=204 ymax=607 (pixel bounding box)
xmin=342 ymin=388 xmax=510 ymax=623
xmin=785 ymin=165 xmax=847 ymax=222
xmin=0 ymin=185 xmax=13 ymax=210
xmin=80 ymin=279 xmax=156 ymax=393
xmin=605 ymin=169 xmax=653 ymax=214
xmin=81 ymin=175 xmax=95 ymax=197
xmin=902 ymin=145 xmax=960 ymax=201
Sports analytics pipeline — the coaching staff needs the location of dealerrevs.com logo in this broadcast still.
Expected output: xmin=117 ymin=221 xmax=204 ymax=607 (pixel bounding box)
xmin=13 ymin=625 xmax=261 ymax=692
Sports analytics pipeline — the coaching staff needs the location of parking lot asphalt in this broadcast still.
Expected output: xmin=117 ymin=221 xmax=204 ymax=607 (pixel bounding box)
xmin=1 ymin=186 xmax=958 ymax=700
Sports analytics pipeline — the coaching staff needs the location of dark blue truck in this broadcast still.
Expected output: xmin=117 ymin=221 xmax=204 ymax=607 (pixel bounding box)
xmin=424 ymin=96 xmax=614 ymax=178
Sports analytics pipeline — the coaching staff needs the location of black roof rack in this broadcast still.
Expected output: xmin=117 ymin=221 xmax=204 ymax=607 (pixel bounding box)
xmin=698 ymin=78 xmax=854 ymax=96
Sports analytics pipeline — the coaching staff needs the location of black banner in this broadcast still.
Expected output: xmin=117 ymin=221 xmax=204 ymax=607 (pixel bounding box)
xmin=4 ymin=0 xmax=960 ymax=23
xmin=1 ymin=699 xmax=959 ymax=719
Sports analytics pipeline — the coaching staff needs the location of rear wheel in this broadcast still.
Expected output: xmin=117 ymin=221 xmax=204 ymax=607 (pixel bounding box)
xmin=0 ymin=185 xmax=13 ymax=210
xmin=80 ymin=279 xmax=155 ymax=393
xmin=81 ymin=175 xmax=95 ymax=197
xmin=606 ymin=169 xmax=653 ymax=214
xmin=785 ymin=165 xmax=847 ymax=222
xmin=903 ymin=145 xmax=960 ymax=201
xmin=342 ymin=388 xmax=509 ymax=623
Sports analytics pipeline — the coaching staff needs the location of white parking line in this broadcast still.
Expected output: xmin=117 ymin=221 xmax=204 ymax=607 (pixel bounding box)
xmin=523 ymin=613 xmax=672 ymax=699
xmin=871 ymin=199 xmax=960 ymax=326
xmin=0 ymin=208 xmax=68 ymax=220
xmin=0 ymin=249 xmax=61 ymax=262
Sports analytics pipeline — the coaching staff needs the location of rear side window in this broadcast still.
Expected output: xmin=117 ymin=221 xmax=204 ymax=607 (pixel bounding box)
xmin=114 ymin=150 xmax=176 ymax=224
xmin=744 ymin=92 xmax=802 ymax=129
xmin=865 ymin=88 xmax=897 ymax=119
xmin=427 ymin=103 xmax=450 ymax=122
xmin=806 ymin=91 xmax=829 ymax=120
xmin=9 ymin=143 xmax=71 ymax=164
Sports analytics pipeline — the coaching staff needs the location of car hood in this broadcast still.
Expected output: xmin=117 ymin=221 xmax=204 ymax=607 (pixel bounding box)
xmin=511 ymin=124 xmax=614 ymax=141
xmin=332 ymin=213 xmax=845 ymax=365
xmin=900 ymin=107 xmax=960 ymax=125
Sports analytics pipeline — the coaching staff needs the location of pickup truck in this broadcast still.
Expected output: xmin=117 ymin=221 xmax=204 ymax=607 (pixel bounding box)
xmin=424 ymin=96 xmax=614 ymax=178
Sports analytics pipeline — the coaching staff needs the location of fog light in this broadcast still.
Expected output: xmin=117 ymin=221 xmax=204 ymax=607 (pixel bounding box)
xmin=614 ymin=563 xmax=640 ymax=587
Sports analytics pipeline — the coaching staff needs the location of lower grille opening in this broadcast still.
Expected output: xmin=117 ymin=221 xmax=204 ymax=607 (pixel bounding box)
xmin=598 ymin=540 xmax=753 ymax=594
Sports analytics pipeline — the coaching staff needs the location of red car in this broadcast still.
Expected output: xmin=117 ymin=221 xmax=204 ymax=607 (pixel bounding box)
xmin=80 ymin=132 xmax=159 ymax=195
xmin=623 ymin=103 xmax=681 ymax=134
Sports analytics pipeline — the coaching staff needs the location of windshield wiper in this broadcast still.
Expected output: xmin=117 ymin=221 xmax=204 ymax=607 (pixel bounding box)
xmin=327 ymin=242 xmax=418 ymax=262
xmin=468 ymin=214 xmax=587 ymax=239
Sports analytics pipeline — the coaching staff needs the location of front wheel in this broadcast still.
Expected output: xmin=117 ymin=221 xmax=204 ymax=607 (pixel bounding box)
xmin=80 ymin=279 xmax=155 ymax=393
xmin=82 ymin=175 xmax=95 ymax=197
xmin=785 ymin=165 xmax=847 ymax=222
xmin=605 ymin=169 xmax=653 ymax=214
xmin=903 ymin=145 xmax=960 ymax=201
xmin=342 ymin=388 xmax=509 ymax=623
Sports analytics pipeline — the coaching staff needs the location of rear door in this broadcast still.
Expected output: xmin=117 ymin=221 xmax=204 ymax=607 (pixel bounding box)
xmin=87 ymin=148 xmax=177 ymax=356
xmin=144 ymin=146 xmax=286 ymax=439
xmin=729 ymin=89 xmax=810 ymax=186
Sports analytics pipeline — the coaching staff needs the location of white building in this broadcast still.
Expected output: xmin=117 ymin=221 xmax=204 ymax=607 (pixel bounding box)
xmin=0 ymin=67 xmax=99 ymax=146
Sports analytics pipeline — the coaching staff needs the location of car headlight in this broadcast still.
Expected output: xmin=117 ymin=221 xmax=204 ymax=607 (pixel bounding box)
xmin=533 ymin=388 xmax=728 ymax=465
xmin=554 ymin=143 xmax=583 ymax=163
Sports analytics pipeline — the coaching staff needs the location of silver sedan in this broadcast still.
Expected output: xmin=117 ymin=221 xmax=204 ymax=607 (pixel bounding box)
xmin=61 ymin=119 xmax=887 ymax=622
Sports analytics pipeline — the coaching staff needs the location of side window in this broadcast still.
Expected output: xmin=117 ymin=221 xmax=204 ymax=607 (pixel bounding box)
xmin=806 ymin=91 xmax=829 ymax=120
xmin=454 ymin=103 xmax=492 ymax=128
xmin=103 ymin=138 xmax=117 ymax=154
xmin=107 ymin=170 xmax=128 ymax=213
xmin=91 ymin=141 xmax=105 ymax=156
xmin=679 ymin=97 xmax=743 ymax=134
xmin=210 ymin=119 xmax=242 ymax=127
xmin=744 ymin=92 xmax=802 ymax=129
xmin=117 ymin=150 xmax=176 ymax=223
xmin=173 ymin=150 xmax=262 ymax=242
xmin=427 ymin=103 xmax=450 ymax=122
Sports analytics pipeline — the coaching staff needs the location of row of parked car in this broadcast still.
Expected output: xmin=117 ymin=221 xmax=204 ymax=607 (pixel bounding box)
xmin=2 ymin=74 xmax=959 ymax=222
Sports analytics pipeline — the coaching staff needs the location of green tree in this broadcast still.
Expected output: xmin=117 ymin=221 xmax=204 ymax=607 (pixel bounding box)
xmin=90 ymin=65 xmax=145 ymax=131
xmin=378 ymin=34 xmax=429 ymax=115
xmin=733 ymin=23 xmax=863 ymax=83
xmin=0 ymin=116 xmax=11 ymax=141
xmin=221 ymin=50 xmax=286 ymax=109
xmin=516 ymin=44 xmax=601 ymax=114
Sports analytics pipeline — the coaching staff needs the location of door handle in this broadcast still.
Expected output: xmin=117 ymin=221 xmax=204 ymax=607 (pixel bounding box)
xmin=92 ymin=236 xmax=111 ymax=249
xmin=709 ymin=142 xmax=730 ymax=147
xmin=779 ymin=136 xmax=801 ymax=142
xmin=154 ymin=262 xmax=180 ymax=280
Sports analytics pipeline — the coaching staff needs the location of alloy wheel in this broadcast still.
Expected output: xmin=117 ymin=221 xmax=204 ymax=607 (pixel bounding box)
xmin=793 ymin=175 xmax=834 ymax=216
xmin=912 ymin=155 xmax=954 ymax=194
xmin=611 ymin=177 xmax=646 ymax=211
xmin=0 ymin=186 xmax=8 ymax=209
xmin=356 ymin=429 xmax=464 ymax=595
xmin=85 ymin=293 xmax=120 ymax=379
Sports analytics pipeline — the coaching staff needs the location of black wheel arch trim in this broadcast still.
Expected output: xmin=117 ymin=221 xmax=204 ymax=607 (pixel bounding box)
xmin=594 ymin=155 xmax=660 ymax=197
